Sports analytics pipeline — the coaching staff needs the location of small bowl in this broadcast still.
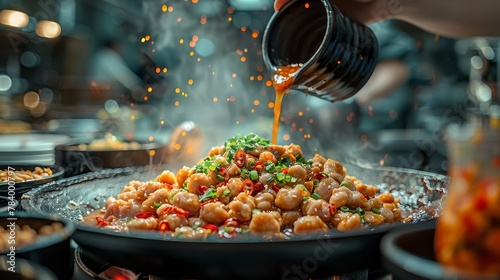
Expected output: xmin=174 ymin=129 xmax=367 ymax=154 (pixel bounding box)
xmin=55 ymin=141 xmax=168 ymax=176
xmin=0 ymin=165 xmax=65 ymax=199
xmin=381 ymin=221 xmax=500 ymax=280
xmin=0 ymin=212 xmax=76 ymax=280
xmin=0 ymin=256 xmax=57 ymax=280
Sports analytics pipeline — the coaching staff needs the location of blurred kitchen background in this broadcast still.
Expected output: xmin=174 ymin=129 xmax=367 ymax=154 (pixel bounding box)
xmin=0 ymin=0 xmax=499 ymax=175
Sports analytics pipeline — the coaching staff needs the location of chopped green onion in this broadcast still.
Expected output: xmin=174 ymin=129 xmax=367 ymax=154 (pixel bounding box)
xmin=224 ymin=227 xmax=233 ymax=233
xmin=223 ymin=189 xmax=231 ymax=197
xmin=277 ymin=157 xmax=290 ymax=167
xmin=303 ymin=196 xmax=310 ymax=201
xmin=313 ymin=179 xmax=319 ymax=186
xmin=372 ymin=208 xmax=381 ymax=214
xmin=340 ymin=206 xmax=350 ymax=212
xmin=252 ymin=209 xmax=261 ymax=215
xmin=296 ymin=154 xmax=305 ymax=163
xmin=199 ymin=187 xmax=217 ymax=202
xmin=249 ymin=170 xmax=259 ymax=181
xmin=265 ymin=162 xmax=275 ymax=172
xmin=208 ymin=164 xmax=217 ymax=172
xmin=355 ymin=207 xmax=365 ymax=216
xmin=153 ymin=201 xmax=162 ymax=208
xmin=276 ymin=172 xmax=285 ymax=182
xmin=241 ymin=228 xmax=250 ymax=234
xmin=169 ymin=191 xmax=178 ymax=200
xmin=217 ymin=174 xmax=225 ymax=181
xmin=312 ymin=192 xmax=321 ymax=199
xmin=340 ymin=182 xmax=350 ymax=188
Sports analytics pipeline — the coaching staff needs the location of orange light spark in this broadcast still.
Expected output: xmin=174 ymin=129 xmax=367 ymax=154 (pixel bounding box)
xmin=200 ymin=16 xmax=207 ymax=24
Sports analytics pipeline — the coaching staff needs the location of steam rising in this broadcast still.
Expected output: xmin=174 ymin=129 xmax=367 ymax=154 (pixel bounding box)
xmin=140 ymin=0 xmax=275 ymax=156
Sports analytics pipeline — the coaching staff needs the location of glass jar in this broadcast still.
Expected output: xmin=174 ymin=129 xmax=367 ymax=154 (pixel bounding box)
xmin=435 ymin=121 xmax=500 ymax=275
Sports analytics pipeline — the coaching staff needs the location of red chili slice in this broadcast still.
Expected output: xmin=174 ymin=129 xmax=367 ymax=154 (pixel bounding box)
xmin=474 ymin=195 xmax=488 ymax=211
xmin=96 ymin=217 xmax=109 ymax=227
xmin=253 ymin=161 xmax=265 ymax=174
xmin=492 ymin=156 xmax=500 ymax=167
xmin=163 ymin=183 xmax=173 ymax=190
xmin=157 ymin=221 xmax=170 ymax=231
xmin=253 ymin=182 xmax=264 ymax=194
xmin=226 ymin=227 xmax=236 ymax=234
xmin=135 ymin=211 xmax=155 ymax=219
xmin=200 ymin=198 xmax=218 ymax=209
xmin=174 ymin=207 xmax=190 ymax=217
xmin=234 ymin=150 xmax=246 ymax=167
xmin=242 ymin=179 xmax=254 ymax=194
xmin=272 ymin=184 xmax=280 ymax=193
xmin=218 ymin=167 xmax=229 ymax=183
xmin=197 ymin=185 xmax=208 ymax=194
xmin=328 ymin=204 xmax=337 ymax=216
xmin=203 ymin=224 xmax=218 ymax=232
xmin=224 ymin=217 xmax=240 ymax=227
xmin=281 ymin=168 xmax=288 ymax=174
xmin=161 ymin=205 xmax=173 ymax=215
xmin=311 ymin=173 xmax=325 ymax=180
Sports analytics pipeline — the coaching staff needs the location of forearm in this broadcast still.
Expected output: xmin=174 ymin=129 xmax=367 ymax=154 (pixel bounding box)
xmin=354 ymin=60 xmax=409 ymax=107
xmin=277 ymin=0 xmax=500 ymax=37
xmin=396 ymin=0 xmax=500 ymax=37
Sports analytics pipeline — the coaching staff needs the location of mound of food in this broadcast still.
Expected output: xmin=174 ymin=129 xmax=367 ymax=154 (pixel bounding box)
xmin=75 ymin=133 xmax=141 ymax=151
xmin=88 ymin=133 xmax=406 ymax=239
xmin=0 ymin=222 xmax=64 ymax=252
xmin=0 ymin=167 xmax=53 ymax=183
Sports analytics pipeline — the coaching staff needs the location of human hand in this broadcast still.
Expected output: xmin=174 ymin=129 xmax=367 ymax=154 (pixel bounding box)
xmin=273 ymin=0 xmax=389 ymax=25
xmin=273 ymin=0 xmax=500 ymax=37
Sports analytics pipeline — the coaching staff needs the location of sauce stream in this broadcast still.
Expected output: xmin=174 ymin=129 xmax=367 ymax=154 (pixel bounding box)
xmin=271 ymin=65 xmax=301 ymax=144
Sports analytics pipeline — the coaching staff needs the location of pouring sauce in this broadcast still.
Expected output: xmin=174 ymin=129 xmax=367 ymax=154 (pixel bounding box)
xmin=271 ymin=64 xmax=302 ymax=144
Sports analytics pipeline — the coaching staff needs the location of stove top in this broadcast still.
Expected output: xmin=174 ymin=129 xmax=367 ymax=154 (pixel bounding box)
xmin=71 ymin=246 xmax=392 ymax=280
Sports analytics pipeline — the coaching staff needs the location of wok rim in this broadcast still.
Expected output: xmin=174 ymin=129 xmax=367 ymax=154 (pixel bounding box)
xmin=20 ymin=165 xmax=447 ymax=244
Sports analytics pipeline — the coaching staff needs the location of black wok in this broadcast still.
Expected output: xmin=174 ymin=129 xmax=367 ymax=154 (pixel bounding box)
xmin=20 ymin=165 xmax=447 ymax=279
